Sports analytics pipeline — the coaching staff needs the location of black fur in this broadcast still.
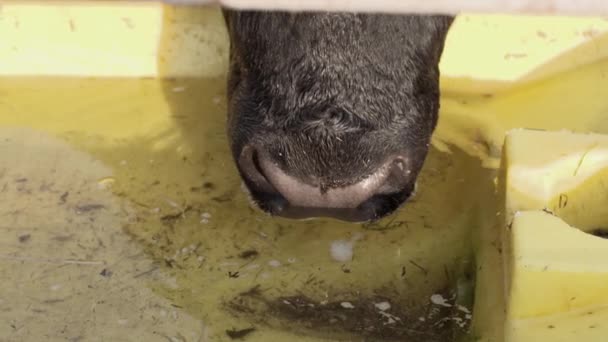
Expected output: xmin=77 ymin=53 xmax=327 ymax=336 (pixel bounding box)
xmin=223 ymin=10 xmax=453 ymax=217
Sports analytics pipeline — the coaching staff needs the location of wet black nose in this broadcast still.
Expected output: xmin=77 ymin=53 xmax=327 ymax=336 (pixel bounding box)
xmin=237 ymin=145 xmax=417 ymax=222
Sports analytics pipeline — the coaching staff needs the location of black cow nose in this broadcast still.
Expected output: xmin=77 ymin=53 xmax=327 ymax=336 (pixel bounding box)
xmin=237 ymin=145 xmax=416 ymax=222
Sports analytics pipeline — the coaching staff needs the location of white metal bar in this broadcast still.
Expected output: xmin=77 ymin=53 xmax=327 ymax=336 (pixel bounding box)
xmin=159 ymin=0 xmax=608 ymax=16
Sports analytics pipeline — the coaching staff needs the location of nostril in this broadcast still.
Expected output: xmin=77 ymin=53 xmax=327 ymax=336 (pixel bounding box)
xmin=254 ymin=190 xmax=289 ymax=215
xmin=375 ymin=157 xmax=413 ymax=195
xmin=351 ymin=156 xmax=417 ymax=220
xmin=393 ymin=158 xmax=410 ymax=175
xmin=238 ymin=145 xmax=288 ymax=214
xmin=357 ymin=182 xmax=417 ymax=221
xmin=238 ymin=145 xmax=275 ymax=193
